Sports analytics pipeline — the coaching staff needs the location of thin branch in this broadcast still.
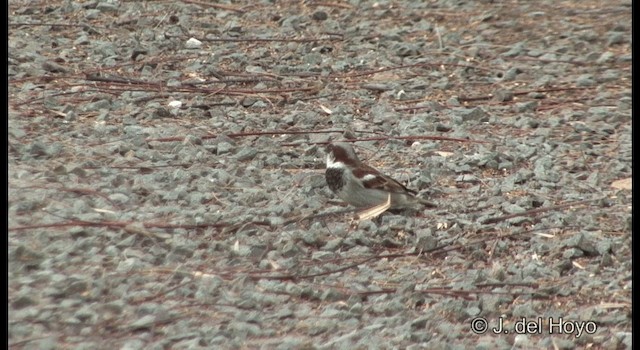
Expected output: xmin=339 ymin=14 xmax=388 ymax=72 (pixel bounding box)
xmin=481 ymin=198 xmax=602 ymax=224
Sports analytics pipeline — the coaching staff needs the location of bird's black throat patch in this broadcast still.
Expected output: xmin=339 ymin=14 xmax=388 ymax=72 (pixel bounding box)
xmin=325 ymin=168 xmax=345 ymax=193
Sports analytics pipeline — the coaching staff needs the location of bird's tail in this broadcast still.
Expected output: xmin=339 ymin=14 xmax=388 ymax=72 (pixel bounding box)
xmin=418 ymin=197 xmax=437 ymax=208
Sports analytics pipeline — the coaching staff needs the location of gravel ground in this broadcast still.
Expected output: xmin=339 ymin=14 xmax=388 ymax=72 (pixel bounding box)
xmin=9 ymin=0 xmax=631 ymax=349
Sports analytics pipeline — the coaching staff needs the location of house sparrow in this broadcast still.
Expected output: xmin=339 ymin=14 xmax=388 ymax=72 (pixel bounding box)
xmin=325 ymin=142 xmax=436 ymax=209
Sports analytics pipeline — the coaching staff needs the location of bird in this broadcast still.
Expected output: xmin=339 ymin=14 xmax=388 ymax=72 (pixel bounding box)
xmin=325 ymin=142 xmax=436 ymax=210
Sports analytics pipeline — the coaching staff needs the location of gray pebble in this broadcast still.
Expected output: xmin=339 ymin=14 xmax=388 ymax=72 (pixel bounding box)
xmin=596 ymin=51 xmax=616 ymax=63
xmin=607 ymin=32 xmax=626 ymax=46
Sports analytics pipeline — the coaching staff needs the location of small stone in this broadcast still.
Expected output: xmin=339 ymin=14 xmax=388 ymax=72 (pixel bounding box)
xmin=185 ymin=38 xmax=202 ymax=49
xmin=311 ymin=11 xmax=328 ymax=21
xmin=216 ymin=141 xmax=234 ymax=155
xmin=183 ymin=134 xmax=202 ymax=145
xmin=459 ymin=107 xmax=488 ymax=122
xmin=96 ymin=2 xmax=119 ymax=12
xmin=502 ymin=42 xmax=525 ymax=57
xmin=27 ymin=141 xmax=49 ymax=158
xmin=108 ymin=193 xmax=130 ymax=204
xmin=42 ymin=61 xmax=68 ymax=73
xmin=446 ymin=96 xmax=460 ymax=106
xmin=492 ymin=89 xmax=514 ymax=102
xmin=395 ymin=43 xmax=420 ymax=57
xmin=241 ymin=97 xmax=257 ymax=107
xmin=235 ymin=148 xmax=258 ymax=161
xmin=515 ymin=101 xmax=538 ymax=112
xmin=129 ymin=315 xmax=156 ymax=330
xmin=596 ymin=51 xmax=616 ymax=64
xmin=455 ymin=174 xmax=479 ymax=183
xmin=435 ymin=123 xmax=451 ymax=132
xmin=607 ymin=32 xmax=625 ymax=46
xmin=12 ymin=295 xmax=38 ymax=309
xmin=415 ymin=229 xmax=438 ymax=252
xmin=502 ymin=67 xmax=521 ymax=81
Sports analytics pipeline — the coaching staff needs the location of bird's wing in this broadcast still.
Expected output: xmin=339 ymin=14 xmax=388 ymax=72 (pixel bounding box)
xmin=352 ymin=166 xmax=417 ymax=195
